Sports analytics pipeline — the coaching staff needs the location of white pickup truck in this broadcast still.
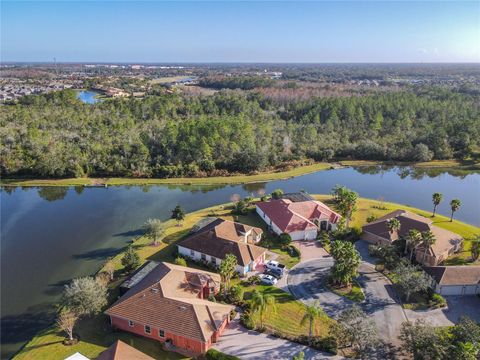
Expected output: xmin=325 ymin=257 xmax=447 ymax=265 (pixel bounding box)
xmin=264 ymin=260 xmax=286 ymax=273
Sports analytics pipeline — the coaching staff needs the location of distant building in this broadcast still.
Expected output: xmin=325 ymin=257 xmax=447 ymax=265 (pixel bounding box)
xmin=105 ymin=262 xmax=233 ymax=355
xmin=256 ymin=196 xmax=341 ymax=240
xmin=424 ymin=266 xmax=480 ymax=295
xmin=177 ymin=218 xmax=266 ymax=275
xmin=361 ymin=210 xmax=463 ymax=266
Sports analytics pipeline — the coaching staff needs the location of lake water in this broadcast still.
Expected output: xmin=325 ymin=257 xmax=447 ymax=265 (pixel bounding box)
xmin=77 ymin=90 xmax=100 ymax=104
xmin=1 ymin=166 xmax=479 ymax=359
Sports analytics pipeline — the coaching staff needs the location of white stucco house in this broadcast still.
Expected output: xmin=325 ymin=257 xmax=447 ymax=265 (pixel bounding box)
xmin=177 ymin=218 xmax=266 ymax=276
xmin=256 ymin=196 xmax=341 ymax=241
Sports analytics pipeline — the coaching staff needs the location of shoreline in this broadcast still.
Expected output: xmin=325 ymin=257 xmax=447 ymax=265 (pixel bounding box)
xmin=1 ymin=159 xmax=478 ymax=188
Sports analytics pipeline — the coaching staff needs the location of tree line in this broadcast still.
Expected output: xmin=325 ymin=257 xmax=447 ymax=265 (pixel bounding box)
xmin=1 ymin=87 xmax=478 ymax=179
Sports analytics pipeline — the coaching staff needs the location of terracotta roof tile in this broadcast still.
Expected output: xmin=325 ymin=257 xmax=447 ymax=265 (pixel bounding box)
xmin=105 ymin=263 xmax=233 ymax=343
xmin=177 ymin=219 xmax=266 ymax=266
xmin=256 ymin=199 xmax=341 ymax=233
xmin=96 ymin=340 xmax=154 ymax=360
xmin=362 ymin=210 xmax=463 ymax=257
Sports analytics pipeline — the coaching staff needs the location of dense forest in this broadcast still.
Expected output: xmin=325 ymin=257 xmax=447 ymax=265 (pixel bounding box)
xmin=1 ymin=88 xmax=479 ymax=178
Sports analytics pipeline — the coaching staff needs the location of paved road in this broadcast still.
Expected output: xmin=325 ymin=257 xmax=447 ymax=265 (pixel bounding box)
xmin=287 ymin=258 xmax=406 ymax=346
xmin=214 ymin=318 xmax=343 ymax=360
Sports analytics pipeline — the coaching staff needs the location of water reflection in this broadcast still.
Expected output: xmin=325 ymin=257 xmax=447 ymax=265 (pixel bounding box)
xmin=1 ymin=166 xmax=479 ymax=359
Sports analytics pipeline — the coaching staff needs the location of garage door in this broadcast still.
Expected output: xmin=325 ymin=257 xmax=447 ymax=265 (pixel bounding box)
xmin=439 ymin=285 xmax=463 ymax=295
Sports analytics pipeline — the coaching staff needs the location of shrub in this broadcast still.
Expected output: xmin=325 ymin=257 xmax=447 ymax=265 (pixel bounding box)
xmin=205 ymin=348 xmax=241 ymax=360
xmin=174 ymin=256 xmax=187 ymax=267
xmin=232 ymin=200 xmax=248 ymax=215
xmin=271 ymin=188 xmax=284 ymax=199
xmin=296 ymin=335 xmax=338 ymax=354
xmin=430 ymin=293 xmax=447 ymax=308
xmin=366 ymin=214 xmax=378 ymax=223
xmin=121 ymin=247 xmax=141 ymax=273
xmin=285 ymin=244 xmax=300 ymax=257
xmin=228 ymin=285 xmax=245 ymax=304
xmin=240 ymin=311 xmax=255 ymax=330
xmin=241 ymin=275 xmax=261 ymax=286
xmin=278 ymin=233 xmax=292 ymax=247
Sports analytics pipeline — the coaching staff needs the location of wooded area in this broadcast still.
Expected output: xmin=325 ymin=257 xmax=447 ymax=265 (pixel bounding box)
xmin=1 ymin=87 xmax=478 ymax=178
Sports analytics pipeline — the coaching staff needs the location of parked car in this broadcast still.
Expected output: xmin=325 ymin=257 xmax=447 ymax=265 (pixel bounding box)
xmin=264 ymin=268 xmax=283 ymax=279
xmin=260 ymin=274 xmax=278 ymax=285
xmin=265 ymin=260 xmax=286 ymax=273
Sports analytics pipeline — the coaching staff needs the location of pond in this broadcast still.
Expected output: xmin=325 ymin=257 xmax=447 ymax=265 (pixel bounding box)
xmin=77 ymin=90 xmax=101 ymax=104
xmin=1 ymin=166 xmax=479 ymax=359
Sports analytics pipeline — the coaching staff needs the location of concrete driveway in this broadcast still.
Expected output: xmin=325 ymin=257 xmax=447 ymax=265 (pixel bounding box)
xmin=287 ymin=257 xmax=406 ymax=346
xmin=214 ymin=318 xmax=343 ymax=360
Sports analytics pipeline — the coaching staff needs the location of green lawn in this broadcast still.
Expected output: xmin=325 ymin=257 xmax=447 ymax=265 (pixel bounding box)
xmin=327 ymin=281 xmax=365 ymax=303
xmin=1 ymin=162 xmax=331 ymax=187
xmin=15 ymin=195 xmax=479 ymax=359
xmin=13 ymin=316 xmax=186 ymax=360
xmin=243 ymin=285 xmax=335 ymax=338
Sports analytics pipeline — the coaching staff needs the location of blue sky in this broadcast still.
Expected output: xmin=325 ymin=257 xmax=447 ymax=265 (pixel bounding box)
xmin=1 ymin=1 xmax=479 ymax=63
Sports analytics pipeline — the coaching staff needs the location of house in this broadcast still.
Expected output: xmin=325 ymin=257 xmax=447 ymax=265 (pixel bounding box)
xmin=177 ymin=218 xmax=266 ymax=275
xmin=105 ymin=262 xmax=233 ymax=355
xmin=97 ymin=340 xmax=154 ymax=360
xmin=256 ymin=196 xmax=341 ymax=240
xmin=361 ymin=210 xmax=463 ymax=266
xmin=424 ymin=266 xmax=480 ymax=295
xmin=64 ymin=353 xmax=89 ymax=360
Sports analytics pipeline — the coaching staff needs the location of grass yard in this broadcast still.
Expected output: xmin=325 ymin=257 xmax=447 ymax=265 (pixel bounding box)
xmin=327 ymin=281 xmax=365 ymax=303
xmin=1 ymin=162 xmax=331 ymax=187
xmin=242 ymin=285 xmax=335 ymax=339
xmin=15 ymin=194 xmax=478 ymax=359
xmin=13 ymin=316 xmax=186 ymax=360
xmin=312 ymin=195 xmax=480 ymax=265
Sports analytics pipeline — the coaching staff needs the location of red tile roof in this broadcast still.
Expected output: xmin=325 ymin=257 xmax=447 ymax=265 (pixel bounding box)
xmin=177 ymin=218 xmax=266 ymax=266
xmin=256 ymin=199 xmax=341 ymax=233
xmin=105 ymin=262 xmax=233 ymax=343
xmin=96 ymin=340 xmax=154 ymax=360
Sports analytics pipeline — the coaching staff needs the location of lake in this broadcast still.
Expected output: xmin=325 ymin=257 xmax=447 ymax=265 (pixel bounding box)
xmin=1 ymin=166 xmax=479 ymax=359
xmin=77 ymin=90 xmax=100 ymax=104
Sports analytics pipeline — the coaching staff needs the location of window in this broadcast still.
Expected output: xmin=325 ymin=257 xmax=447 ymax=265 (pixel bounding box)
xmin=128 ymin=320 xmax=134 ymax=327
xmin=190 ymin=249 xmax=195 ymax=256
xmin=144 ymin=325 xmax=151 ymax=334
xmin=201 ymin=253 xmax=207 ymax=261
xmin=159 ymin=329 xmax=165 ymax=338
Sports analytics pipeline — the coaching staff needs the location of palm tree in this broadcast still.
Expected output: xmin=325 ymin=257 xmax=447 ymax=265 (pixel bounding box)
xmin=406 ymin=229 xmax=422 ymax=260
xmin=471 ymin=236 xmax=480 ymax=262
xmin=420 ymin=231 xmax=436 ymax=265
xmin=300 ymin=301 xmax=324 ymax=346
xmin=386 ymin=218 xmax=401 ymax=237
xmin=432 ymin=193 xmax=443 ymax=217
xmin=450 ymin=199 xmax=461 ymax=222
xmin=251 ymin=290 xmax=276 ymax=328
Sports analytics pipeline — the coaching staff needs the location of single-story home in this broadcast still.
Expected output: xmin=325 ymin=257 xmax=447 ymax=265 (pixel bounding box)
xmin=105 ymin=262 xmax=233 ymax=355
xmin=177 ymin=218 xmax=266 ymax=275
xmin=361 ymin=210 xmax=463 ymax=266
xmin=97 ymin=340 xmax=154 ymax=360
xmin=256 ymin=196 xmax=341 ymax=240
xmin=424 ymin=266 xmax=480 ymax=295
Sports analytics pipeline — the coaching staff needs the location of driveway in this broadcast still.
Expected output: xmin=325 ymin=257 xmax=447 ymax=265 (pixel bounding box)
xmin=287 ymin=249 xmax=406 ymax=345
xmin=293 ymin=240 xmax=330 ymax=261
xmin=214 ymin=318 xmax=343 ymax=360
xmin=355 ymin=240 xmax=480 ymax=327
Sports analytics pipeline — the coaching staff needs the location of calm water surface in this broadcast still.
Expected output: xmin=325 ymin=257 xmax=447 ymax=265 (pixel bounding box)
xmin=1 ymin=166 xmax=479 ymax=359
xmin=77 ymin=90 xmax=100 ymax=104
